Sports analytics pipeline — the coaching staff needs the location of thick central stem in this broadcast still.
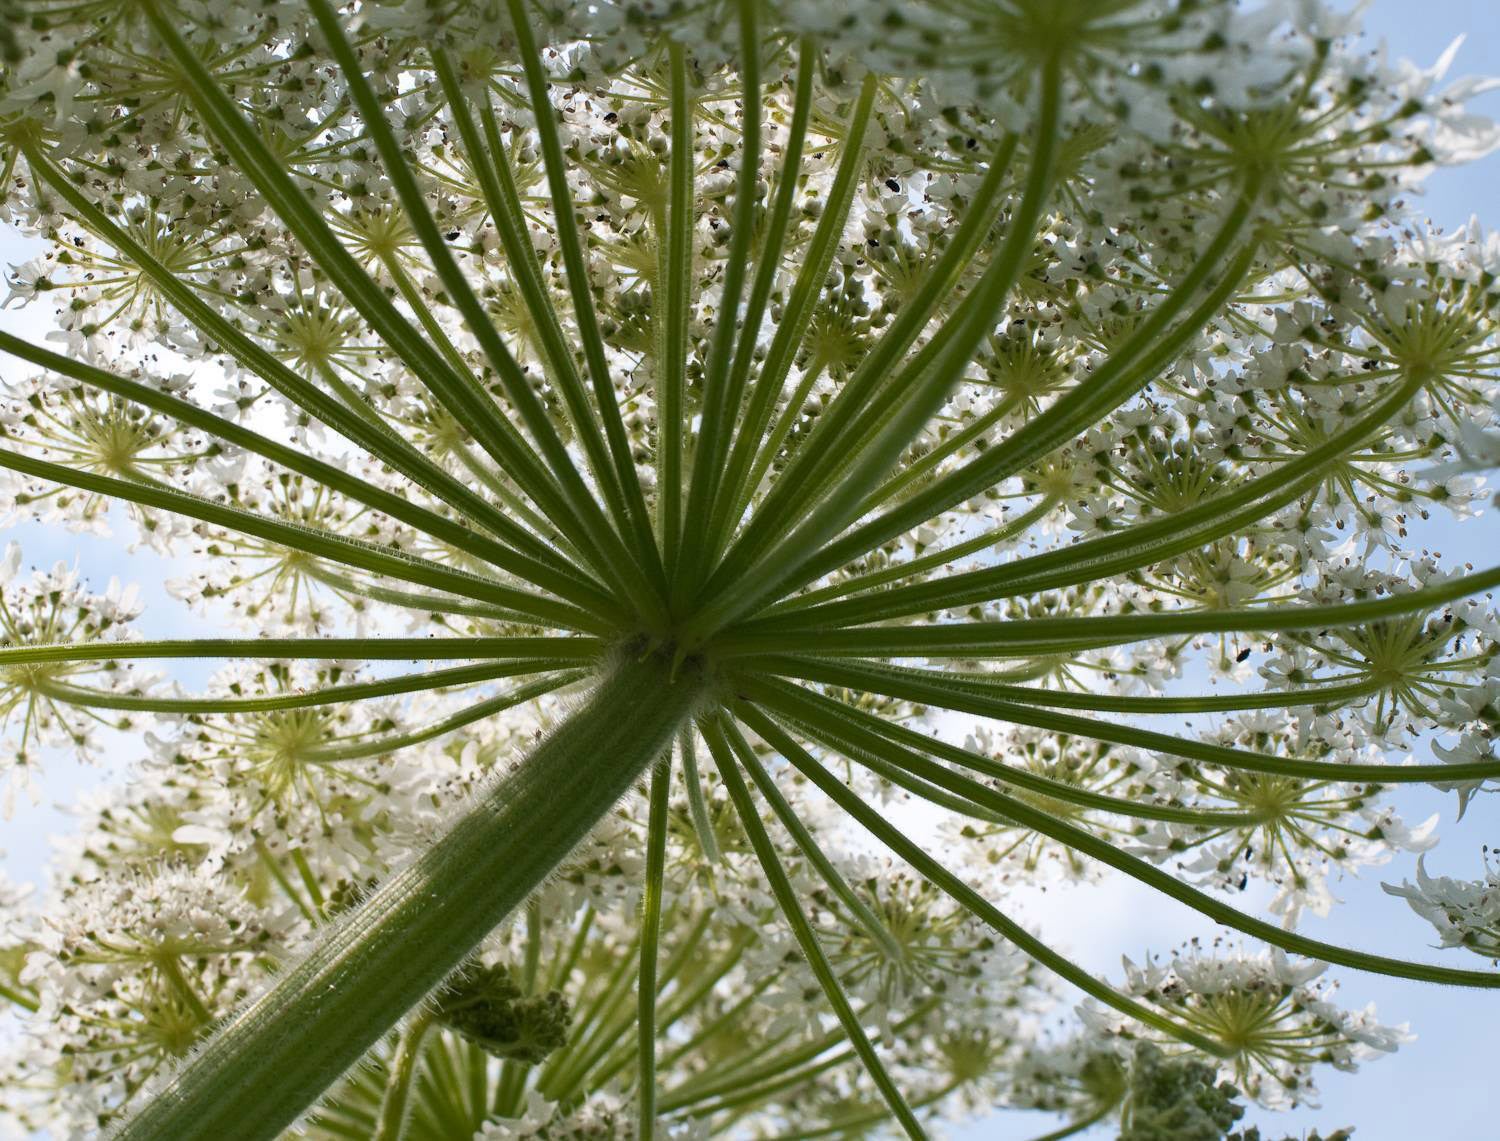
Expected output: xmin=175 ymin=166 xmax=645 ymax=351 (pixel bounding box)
xmin=114 ymin=652 xmax=706 ymax=1141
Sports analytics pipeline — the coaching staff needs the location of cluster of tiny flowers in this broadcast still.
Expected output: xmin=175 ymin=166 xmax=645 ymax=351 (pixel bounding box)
xmin=1384 ymin=851 xmax=1500 ymax=961
xmin=3 ymin=864 xmax=281 ymax=1129
xmin=1082 ymin=945 xmax=1409 ymax=1109
xmin=0 ymin=543 xmax=145 ymax=808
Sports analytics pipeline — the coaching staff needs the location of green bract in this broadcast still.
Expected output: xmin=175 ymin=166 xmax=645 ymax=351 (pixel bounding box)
xmin=0 ymin=0 xmax=1497 ymax=1138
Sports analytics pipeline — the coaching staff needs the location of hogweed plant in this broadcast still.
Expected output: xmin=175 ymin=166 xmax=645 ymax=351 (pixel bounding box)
xmin=0 ymin=0 xmax=1498 ymax=1137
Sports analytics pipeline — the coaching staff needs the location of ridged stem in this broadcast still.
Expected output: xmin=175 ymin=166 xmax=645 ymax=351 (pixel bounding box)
xmin=112 ymin=652 xmax=706 ymax=1141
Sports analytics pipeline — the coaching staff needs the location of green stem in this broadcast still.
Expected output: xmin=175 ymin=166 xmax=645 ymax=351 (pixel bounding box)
xmin=1023 ymin=1105 xmax=1114 ymax=1141
xmin=758 ymin=676 xmax=1260 ymax=826
xmin=717 ymin=560 xmax=1500 ymax=658
xmin=34 ymin=659 xmax=579 ymax=715
xmin=430 ymin=49 xmax=632 ymax=548
xmin=762 ymin=495 xmax=1058 ymax=617
xmin=301 ymin=564 xmax=537 ymax=623
xmin=721 ymin=720 xmax=903 ymax=960
xmin=638 ymin=761 xmax=671 ymax=1139
xmin=0 ymin=446 xmax=601 ymax=633
xmin=0 ymin=636 xmax=595 ymax=668
xmin=585 ymin=920 xmax=745 ymax=1091
xmin=787 ymin=1078 xmax=965 ymax=1140
xmin=500 ymin=0 xmax=666 ymax=588
xmin=291 ymin=849 xmax=328 ymax=913
xmin=697 ymin=40 xmax=816 ymax=566
xmin=156 ymin=955 xmax=213 ymax=1026
xmin=655 ymin=969 xmax=776 ymax=1075
xmin=787 ymin=181 xmax=1261 ymax=597
xmin=684 ymin=1042 xmax=866 ymax=1117
xmin=689 ymin=61 xmax=1061 ymax=642
xmin=703 ymin=718 xmax=929 ymax=1140
xmin=747 ymin=683 xmax=1500 ymax=988
xmin=548 ymin=906 xmax=713 ymax=1103
xmin=711 ymin=364 xmax=1428 ymax=631
xmin=738 ymin=694 xmax=1004 ymax=826
xmin=676 ymin=0 xmax=764 ymax=601
xmin=255 ymin=839 xmax=317 ymax=924
xmin=128 ymin=16 xmax=596 ymax=580
xmin=795 ymin=661 xmax=1500 ymax=785
xmin=301 ymin=673 xmax=580 ymax=764
xmin=0 ymin=982 xmax=38 ymax=1013
xmin=735 ymin=703 xmax=1229 ymax=1055
xmin=548 ymin=905 xmax=596 ymax=996
xmin=765 ymin=656 xmax=1382 ymax=715
xmin=10 ymin=145 xmax=573 ymax=581
xmin=740 ymin=353 xmax=830 ymax=501
xmin=705 ymin=73 xmax=878 ymax=563
xmin=307 ymin=0 xmax=662 ymax=620
xmin=859 ymin=393 xmax=1019 ymax=515
xmin=658 ymin=41 xmax=694 ymax=576
xmin=447 ymin=440 xmax=574 ymax=554
xmin=541 ymin=936 xmax=643 ymax=1099
xmin=372 ymin=1014 xmax=434 ymax=1141
xmin=680 ymin=726 xmax=720 ymax=863
xmin=113 ymin=652 xmax=704 ymax=1141
xmin=733 ymin=129 xmax=1019 ymax=552
xmin=522 ymin=899 xmax=543 ymax=993
xmin=311 ymin=358 xmax=388 ymax=433
xmin=660 ymin=999 xmax=927 ymax=1109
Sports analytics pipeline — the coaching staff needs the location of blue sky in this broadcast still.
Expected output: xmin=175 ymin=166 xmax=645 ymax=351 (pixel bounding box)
xmin=1 ymin=3 xmax=1498 ymax=1139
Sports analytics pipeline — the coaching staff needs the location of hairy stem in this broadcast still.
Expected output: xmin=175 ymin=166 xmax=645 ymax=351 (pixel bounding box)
xmin=112 ymin=652 xmax=705 ymax=1141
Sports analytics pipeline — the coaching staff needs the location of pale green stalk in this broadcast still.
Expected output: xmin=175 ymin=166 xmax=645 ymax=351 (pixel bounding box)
xmin=305 ymin=0 xmax=667 ymax=626
xmin=501 ymin=0 xmax=667 ymax=587
xmin=371 ymin=1014 xmax=434 ymax=1141
xmin=679 ymin=727 xmax=721 ymax=863
xmin=638 ymin=761 xmax=671 ymax=1139
xmin=703 ymin=72 xmax=878 ymax=562
xmin=675 ymin=0 xmax=764 ymax=601
xmin=720 ymin=720 xmax=903 ymax=960
xmin=757 ymin=372 xmax=1426 ymax=628
xmin=717 ymin=559 xmax=1500 ymax=658
xmin=785 ymin=183 xmax=1263 ymax=596
xmin=658 ymin=41 xmax=695 ymax=574
xmin=686 ymin=60 xmax=1063 ymax=642
xmin=0 ymin=446 xmax=601 ymax=631
xmin=33 ymin=660 xmax=576 ymax=716
xmin=703 ymin=717 xmax=928 ymax=1139
xmin=10 ymin=154 xmax=589 ymax=589
xmin=738 ymin=705 xmax=1230 ymax=1056
xmin=429 ymin=49 xmax=638 ymax=545
xmin=696 ymin=40 xmax=818 ymax=565
xmin=748 ymin=683 xmax=1500 ymax=989
xmin=114 ymin=652 xmax=705 ymax=1141
xmin=0 ymin=636 xmax=594 ymax=668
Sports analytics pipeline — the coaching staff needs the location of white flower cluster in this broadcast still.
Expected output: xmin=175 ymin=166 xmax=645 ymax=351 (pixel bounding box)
xmin=1384 ymin=853 xmax=1500 ymax=961
xmin=1083 ymin=945 xmax=1409 ymax=1109
xmin=0 ymin=542 xmax=146 ymax=807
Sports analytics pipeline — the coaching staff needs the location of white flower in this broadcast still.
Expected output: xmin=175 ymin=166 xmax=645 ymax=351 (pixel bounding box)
xmin=1384 ymin=854 xmax=1500 ymax=960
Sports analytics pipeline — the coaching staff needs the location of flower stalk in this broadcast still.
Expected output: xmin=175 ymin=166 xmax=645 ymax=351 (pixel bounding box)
xmin=112 ymin=651 xmax=706 ymax=1141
